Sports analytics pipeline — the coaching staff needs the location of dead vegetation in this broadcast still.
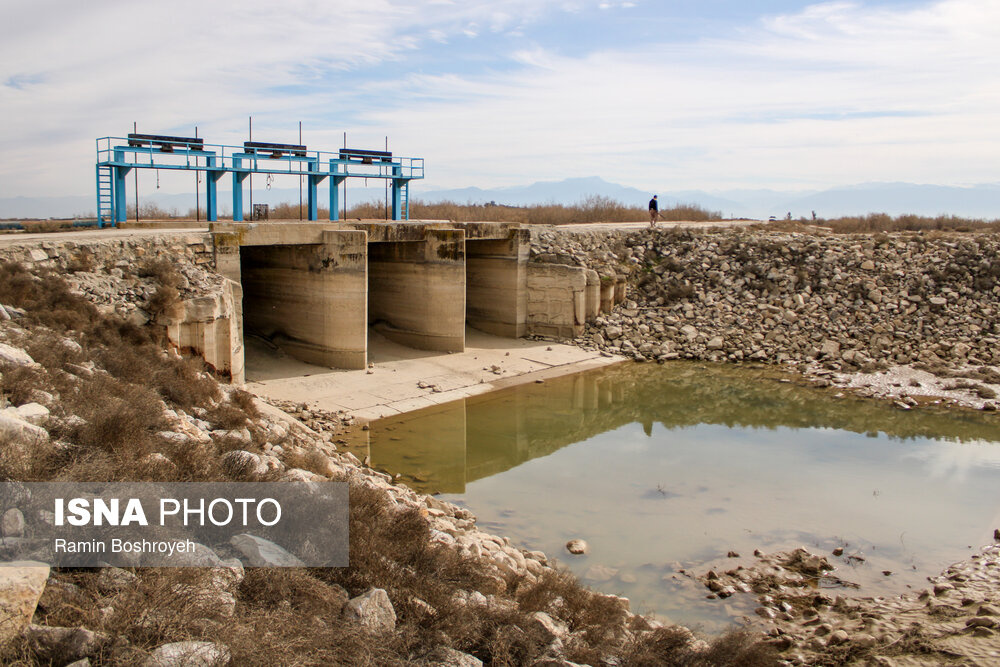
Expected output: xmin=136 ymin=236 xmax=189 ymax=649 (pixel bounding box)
xmin=346 ymin=196 xmax=723 ymax=225
xmin=770 ymin=212 xmax=999 ymax=234
xmin=0 ymin=259 xmax=779 ymax=665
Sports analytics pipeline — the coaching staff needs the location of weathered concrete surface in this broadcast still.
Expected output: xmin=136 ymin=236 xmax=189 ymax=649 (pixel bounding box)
xmin=246 ymin=327 xmax=623 ymax=421
xmin=368 ymin=229 xmax=466 ymax=353
xmin=526 ymin=263 xmax=588 ymax=339
xmin=466 ymin=233 xmax=529 ymax=338
xmin=238 ymin=231 xmax=368 ymax=370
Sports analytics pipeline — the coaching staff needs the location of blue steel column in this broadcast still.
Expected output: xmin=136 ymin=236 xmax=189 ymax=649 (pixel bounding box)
xmin=112 ymin=147 xmax=129 ymax=225
xmin=232 ymin=156 xmax=245 ymax=222
xmin=329 ymin=168 xmax=345 ymax=221
xmin=113 ymin=167 xmax=129 ymax=225
xmin=391 ymin=164 xmax=403 ymax=220
xmin=307 ymin=160 xmax=322 ymax=221
xmin=206 ymin=155 xmax=218 ymax=222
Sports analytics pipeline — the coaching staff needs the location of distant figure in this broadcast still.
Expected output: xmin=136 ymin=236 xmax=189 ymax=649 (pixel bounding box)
xmin=649 ymin=195 xmax=658 ymax=227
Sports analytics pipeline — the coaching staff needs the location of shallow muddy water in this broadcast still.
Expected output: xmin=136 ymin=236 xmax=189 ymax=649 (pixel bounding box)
xmin=366 ymin=362 xmax=1000 ymax=629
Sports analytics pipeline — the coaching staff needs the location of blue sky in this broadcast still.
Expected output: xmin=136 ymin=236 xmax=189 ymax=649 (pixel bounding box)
xmin=1 ymin=0 xmax=998 ymax=200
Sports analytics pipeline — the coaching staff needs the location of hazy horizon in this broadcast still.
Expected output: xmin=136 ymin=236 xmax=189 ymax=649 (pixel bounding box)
xmin=3 ymin=1 xmax=999 ymax=204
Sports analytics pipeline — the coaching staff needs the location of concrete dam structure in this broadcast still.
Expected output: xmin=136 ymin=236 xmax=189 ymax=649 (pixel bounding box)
xmin=210 ymin=221 xmax=625 ymax=383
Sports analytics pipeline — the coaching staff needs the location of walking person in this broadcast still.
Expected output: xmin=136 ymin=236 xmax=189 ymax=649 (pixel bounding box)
xmin=648 ymin=195 xmax=659 ymax=227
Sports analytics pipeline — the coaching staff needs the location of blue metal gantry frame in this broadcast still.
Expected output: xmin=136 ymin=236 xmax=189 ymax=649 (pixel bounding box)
xmin=95 ymin=136 xmax=425 ymax=227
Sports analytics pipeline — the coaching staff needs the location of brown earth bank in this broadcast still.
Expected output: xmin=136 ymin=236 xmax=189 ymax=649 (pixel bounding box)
xmin=0 ymin=256 xmax=773 ymax=665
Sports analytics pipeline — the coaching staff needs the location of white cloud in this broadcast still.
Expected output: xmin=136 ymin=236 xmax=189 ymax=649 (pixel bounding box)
xmin=0 ymin=0 xmax=580 ymax=197
xmin=368 ymin=0 xmax=1000 ymax=191
xmin=2 ymin=0 xmax=999 ymax=199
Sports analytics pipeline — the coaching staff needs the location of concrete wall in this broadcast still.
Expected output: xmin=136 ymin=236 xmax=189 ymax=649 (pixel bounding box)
xmin=238 ymin=230 xmax=368 ymax=370
xmin=162 ymin=282 xmax=243 ymax=383
xmin=585 ymin=269 xmax=600 ymax=322
xmin=526 ymin=263 xmax=588 ymax=338
xmin=368 ymin=229 xmax=466 ymax=352
xmin=466 ymin=230 xmax=529 ymax=338
xmin=0 ymin=233 xmax=247 ymax=381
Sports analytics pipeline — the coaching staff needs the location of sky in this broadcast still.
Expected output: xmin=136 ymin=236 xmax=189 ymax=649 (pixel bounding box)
xmin=2 ymin=0 xmax=999 ymax=201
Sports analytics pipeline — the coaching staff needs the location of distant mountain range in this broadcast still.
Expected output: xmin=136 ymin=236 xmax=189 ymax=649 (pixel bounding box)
xmin=418 ymin=177 xmax=1000 ymax=220
xmin=3 ymin=177 xmax=999 ymax=220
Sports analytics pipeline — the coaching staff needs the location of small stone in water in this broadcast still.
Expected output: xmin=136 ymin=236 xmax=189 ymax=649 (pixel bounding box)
xmin=566 ymin=539 xmax=588 ymax=555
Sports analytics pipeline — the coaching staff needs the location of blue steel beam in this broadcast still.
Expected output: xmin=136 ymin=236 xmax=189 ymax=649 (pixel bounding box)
xmin=96 ymin=137 xmax=424 ymax=223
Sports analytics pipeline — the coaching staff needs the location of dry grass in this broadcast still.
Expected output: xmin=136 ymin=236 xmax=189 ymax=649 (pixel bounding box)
xmin=799 ymin=213 xmax=998 ymax=234
xmin=346 ymin=196 xmax=723 ymax=225
xmin=0 ymin=260 xmax=225 ymax=482
xmin=622 ymin=627 xmax=778 ymax=666
xmin=0 ymin=259 xmax=781 ymax=665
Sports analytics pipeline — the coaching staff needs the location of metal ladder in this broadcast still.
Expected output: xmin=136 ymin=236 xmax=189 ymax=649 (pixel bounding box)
xmin=96 ymin=165 xmax=114 ymax=227
xmin=400 ymin=181 xmax=409 ymax=220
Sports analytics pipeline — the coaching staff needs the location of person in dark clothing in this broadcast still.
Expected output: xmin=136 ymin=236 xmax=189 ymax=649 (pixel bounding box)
xmin=648 ymin=195 xmax=658 ymax=227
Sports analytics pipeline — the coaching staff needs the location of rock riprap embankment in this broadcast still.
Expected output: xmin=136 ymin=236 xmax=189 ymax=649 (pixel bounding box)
xmin=531 ymin=228 xmax=1000 ymax=370
xmin=696 ymin=544 xmax=1000 ymax=665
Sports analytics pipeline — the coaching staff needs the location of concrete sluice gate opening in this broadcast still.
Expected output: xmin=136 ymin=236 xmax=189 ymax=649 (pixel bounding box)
xmin=214 ymin=222 xmax=536 ymax=381
xmin=368 ymin=233 xmax=466 ymax=353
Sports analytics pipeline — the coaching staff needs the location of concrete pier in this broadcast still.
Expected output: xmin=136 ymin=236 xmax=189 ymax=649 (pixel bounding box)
xmin=210 ymin=220 xmax=621 ymax=384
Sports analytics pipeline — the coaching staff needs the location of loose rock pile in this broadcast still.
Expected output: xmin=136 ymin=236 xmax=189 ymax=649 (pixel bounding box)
xmin=532 ymin=228 xmax=1000 ymax=373
xmin=697 ymin=544 xmax=1000 ymax=665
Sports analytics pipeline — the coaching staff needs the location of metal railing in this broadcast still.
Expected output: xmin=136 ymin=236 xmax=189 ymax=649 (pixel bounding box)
xmin=95 ymin=137 xmax=425 ymax=180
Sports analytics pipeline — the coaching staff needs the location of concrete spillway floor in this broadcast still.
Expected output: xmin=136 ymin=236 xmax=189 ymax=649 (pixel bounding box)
xmin=245 ymin=327 xmax=623 ymax=421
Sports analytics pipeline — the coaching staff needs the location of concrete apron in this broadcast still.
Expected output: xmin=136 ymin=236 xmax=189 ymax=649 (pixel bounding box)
xmin=245 ymin=327 xmax=624 ymax=422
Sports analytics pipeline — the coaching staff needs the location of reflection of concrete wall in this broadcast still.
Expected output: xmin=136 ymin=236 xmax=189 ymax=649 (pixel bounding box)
xmin=371 ymin=361 xmax=1000 ymax=495
xmin=239 ymin=231 xmax=368 ymax=370
xmin=368 ymin=229 xmax=466 ymax=352
xmin=526 ymin=263 xmax=588 ymax=338
xmin=466 ymin=232 xmax=529 ymax=337
xmin=370 ymin=402 xmax=468 ymax=494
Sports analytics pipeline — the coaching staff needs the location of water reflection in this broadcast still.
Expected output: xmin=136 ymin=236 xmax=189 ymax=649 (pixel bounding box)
xmin=371 ymin=363 xmax=1000 ymax=494
xmin=367 ymin=362 xmax=1000 ymax=628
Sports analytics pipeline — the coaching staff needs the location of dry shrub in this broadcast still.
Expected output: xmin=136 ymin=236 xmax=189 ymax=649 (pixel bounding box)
xmin=280 ymin=448 xmax=331 ymax=476
xmin=347 ymin=196 xmax=722 ymax=225
xmin=205 ymin=389 xmax=260 ymax=430
xmin=150 ymin=359 xmax=220 ymax=409
xmin=0 ymin=262 xmax=97 ymax=332
xmin=518 ymin=568 xmax=630 ymax=655
xmin=94 ymin=344 xmax=219 ymax=410
xmin=205 ymin=403 xmax=249 ymax=431
xmin=623 ymin=626 xmax=778 ymax=666
xmin=0 ymin=432 xmax=66 ymax=482
xmin=25 ymin=333 xmax=84 ymax=370
xmin=71 ymin=377 xmax=164 ymax=456
xmin=137 ymin=258 xmax=182 ymax=289
xmin=239 ymin=568 xmax=347 ymax=617
xmin=229 ymin=388 xmax=261 ymax=419
xmin=146 ymin=285 xmax=180 ymax=316
xmin=810 ymin=213 xmax=998 ymax=234
xmin=0 ymin=364 xmax=45 ymax=405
